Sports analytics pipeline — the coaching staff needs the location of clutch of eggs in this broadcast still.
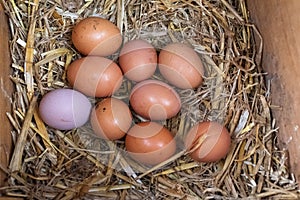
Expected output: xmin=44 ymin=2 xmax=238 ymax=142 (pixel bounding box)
xmin=38 ymin=16 xmax=232 ymax=166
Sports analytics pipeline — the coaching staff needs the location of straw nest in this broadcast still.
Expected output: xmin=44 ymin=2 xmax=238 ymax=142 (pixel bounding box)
xmin=1 ymin=0 xmax=299 ymax=199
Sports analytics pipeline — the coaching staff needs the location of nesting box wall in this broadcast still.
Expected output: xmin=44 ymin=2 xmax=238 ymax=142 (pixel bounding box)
xmin=0 ymin=4 xmax=13 ymax=187
xmin=247 ymin=0 xmax=300 ymax=181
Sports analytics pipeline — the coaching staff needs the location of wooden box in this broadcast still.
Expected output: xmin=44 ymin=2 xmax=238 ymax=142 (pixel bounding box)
xmin=247 ymin=0 xmax=300 ymax=181
xmin=1 ymin=0 xmax=299 ymax=197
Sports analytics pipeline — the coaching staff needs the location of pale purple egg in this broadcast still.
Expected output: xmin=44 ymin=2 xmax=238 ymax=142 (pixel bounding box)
xmin=39 ymin=88 xmax=92 ymax=130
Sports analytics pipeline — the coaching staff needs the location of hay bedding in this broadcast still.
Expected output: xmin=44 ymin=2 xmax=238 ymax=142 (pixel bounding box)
xmin=0 ymin=0 xmax=299 ymax=199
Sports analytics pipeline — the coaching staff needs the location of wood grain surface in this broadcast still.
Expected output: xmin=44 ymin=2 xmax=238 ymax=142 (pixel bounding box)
xmin=0 ymin=3 xmax=13 ymax=187
xmin=247 ymin=0 xmax=300 ymax=182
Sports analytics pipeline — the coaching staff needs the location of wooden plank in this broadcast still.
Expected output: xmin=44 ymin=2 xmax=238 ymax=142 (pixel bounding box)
xmin=247 ymin=0 xmax=300 ymax=182
xmin=0 ymin=3 xmax=13 ymax=187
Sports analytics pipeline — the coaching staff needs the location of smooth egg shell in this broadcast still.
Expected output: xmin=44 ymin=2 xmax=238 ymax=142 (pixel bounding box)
xmin=67 ymin=56 xmax=123 ymax=97
xmin=129 ymin=80 xmax=181 ymax=120
xmin=159 ymin=43 xmax=204 ymax=89
xmin=72 ymin=17 xmax=122 ymax=56
xmin=125 ymin=122 xmax=176 ymax=165
xmin=90 ymin=98 xmax=132 ymax=140
xmin=119 ymin=39 xmax=157 ymax=82
xmin=39 ymin=89 xmax=91 ymax=130
xmin=185 ymin=121 xmax=231 ymax=162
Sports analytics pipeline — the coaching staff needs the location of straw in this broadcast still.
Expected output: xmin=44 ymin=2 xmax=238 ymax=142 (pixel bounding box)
xmin=0 ymin=0 xmax=299 ymax=199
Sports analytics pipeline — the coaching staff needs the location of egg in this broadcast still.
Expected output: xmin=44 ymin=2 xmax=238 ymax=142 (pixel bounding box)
xmin=39 ymin=89 xmax=91 ymax=130
xmin=129 ymin=80 xmax=181 ymax=120
xmin=158 ymin=43 xmax=204 ymax=89
xmin=125 ymin=122 xmax=176 ymax=165
xmin=118 ymin=39 xmax=157 ymax=82
xmin=90 ymin=98 xmax=132 ymax=140
xmin=184 ymin=121 xmax=231 ymax=162
xmin=67 ymin=56 xmax=123 ymax=97
xmin=72 ymin=17 xmax=122 ymax=56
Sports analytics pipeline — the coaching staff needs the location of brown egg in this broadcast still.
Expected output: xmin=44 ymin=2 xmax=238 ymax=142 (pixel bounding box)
xmin=158 ymin=43 xmax=204 ymax=89
xmin=125 ymin=122 xmax=176 ymax=165
xmin=185 ymin=121 xmax=231 ymax=162
xmin=67 ymin=56 xmax=123 ymax=97
xmin=72 ymin=17 xmax=122 ymax=56
xmin=90 ymin=98 xmax=132 ymax=140
xmin=129 ymin=80 xmax=181 ymax=120
xmin=119 ymin=39 xmax=157 ymax=82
